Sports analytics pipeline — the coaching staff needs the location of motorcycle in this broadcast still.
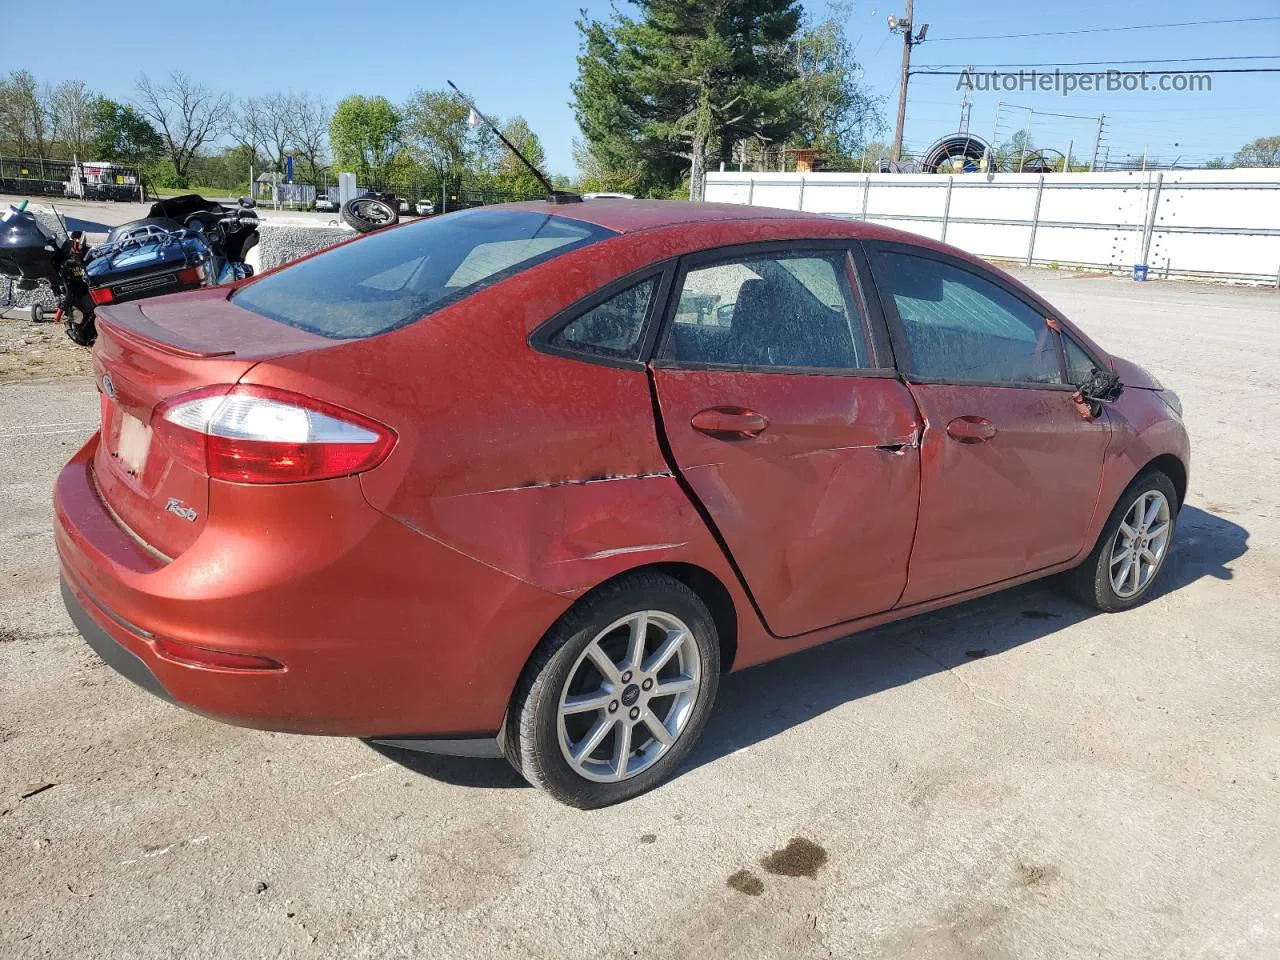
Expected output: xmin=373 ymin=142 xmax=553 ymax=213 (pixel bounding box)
xmin=0 ymin=193 xmax=260 ymax=346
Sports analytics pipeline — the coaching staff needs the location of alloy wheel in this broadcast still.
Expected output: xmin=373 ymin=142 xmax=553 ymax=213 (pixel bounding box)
xmin=1109 ymin=489 xmax=1172 ymax=598
xmin=557 ymin=611 xmax=701 ymax=783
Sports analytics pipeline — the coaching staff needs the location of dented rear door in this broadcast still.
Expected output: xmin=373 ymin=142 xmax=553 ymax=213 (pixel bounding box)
xmin=648 ymin=245 xmax=922 ymax=638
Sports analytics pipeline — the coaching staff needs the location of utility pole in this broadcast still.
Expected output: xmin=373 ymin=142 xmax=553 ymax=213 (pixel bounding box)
xmin=1090 ymin=114 xmax=1105 ymax=172
xmin=888 ymin=4 xmax=928 ymax=163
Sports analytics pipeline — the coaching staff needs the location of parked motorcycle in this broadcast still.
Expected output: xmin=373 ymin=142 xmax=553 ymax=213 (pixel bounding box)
xmin=0 ymin=194 xmax=260 ymax=346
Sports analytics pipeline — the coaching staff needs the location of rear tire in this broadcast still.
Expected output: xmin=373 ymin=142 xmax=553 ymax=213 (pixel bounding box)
xmin=1066 ymin=469 xmax=1178 ymax=612
xmin=63 ymin=300 xmax=97 ymax=347
xmin=504 ymin=572 xmax=720 ymax=808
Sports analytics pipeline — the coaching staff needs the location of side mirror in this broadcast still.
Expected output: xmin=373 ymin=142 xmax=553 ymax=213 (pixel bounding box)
xmin=1074 ymin=368 xmax=1123 ymax=418
xmin=715 ymin=303 xmax=735 ymax=324
xmin=238 ymin=196 xmax=256 ymax=209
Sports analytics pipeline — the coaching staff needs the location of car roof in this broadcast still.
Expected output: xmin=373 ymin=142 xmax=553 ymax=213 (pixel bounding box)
xmin=500 ymin=198 xmax=1066 ymax=332
xmin=505 ymin=198 xmax=842 ymax=235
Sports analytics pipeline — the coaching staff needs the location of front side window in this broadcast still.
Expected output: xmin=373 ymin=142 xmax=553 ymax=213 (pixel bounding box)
xmin=1063 ymin=336 xmax=1098 ymax=385
xmin=662 ymin=252 xmax=870 ymax=370
xmin=552 ymin=278 xmax=658 ymax=360
xmin=875 ymin=251 xmax=1064 ymax=385
xmin=234 ymin=209 xmax=614 ymax=339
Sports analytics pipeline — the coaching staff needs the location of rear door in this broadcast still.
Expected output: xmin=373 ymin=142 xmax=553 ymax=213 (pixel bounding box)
xmin=865 ymin=243 xmax=1111 ymax=605
xmin=649 ymin=244 xmax=921 ymax=638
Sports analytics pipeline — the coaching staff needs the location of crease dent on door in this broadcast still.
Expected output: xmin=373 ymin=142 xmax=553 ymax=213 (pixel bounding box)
xmin=649 ymin=368 xmax=922 ymax=638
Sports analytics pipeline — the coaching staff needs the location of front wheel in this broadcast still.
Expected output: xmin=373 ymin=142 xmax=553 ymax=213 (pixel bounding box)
xmin=1066 ymin=469 xmax=1178 ymax=611
xmin=505 ymin=572 xmax=720 ymax=808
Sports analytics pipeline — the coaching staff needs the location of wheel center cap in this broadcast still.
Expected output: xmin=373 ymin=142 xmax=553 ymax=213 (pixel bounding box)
xmin=621 ymin=684 xmax=640 ymax=707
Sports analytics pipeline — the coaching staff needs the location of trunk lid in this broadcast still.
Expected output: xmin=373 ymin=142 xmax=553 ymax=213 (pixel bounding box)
xmin=90 ymin=292 xmax=333 ymax=558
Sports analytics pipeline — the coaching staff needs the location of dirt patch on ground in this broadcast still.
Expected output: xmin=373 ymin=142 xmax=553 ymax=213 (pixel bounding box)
xmin=0 ymin=314 xmax=93 ymax=383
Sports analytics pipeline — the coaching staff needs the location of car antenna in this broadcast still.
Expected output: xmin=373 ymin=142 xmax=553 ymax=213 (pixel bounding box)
xmin=446 ymin=81 xmax=582 ymax=205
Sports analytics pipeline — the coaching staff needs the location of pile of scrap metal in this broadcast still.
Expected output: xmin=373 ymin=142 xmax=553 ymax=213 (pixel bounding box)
xmin=878 ymin=134 xmax=1066 ymax=174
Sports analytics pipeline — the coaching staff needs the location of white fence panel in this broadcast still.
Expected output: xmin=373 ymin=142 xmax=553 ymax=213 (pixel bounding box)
xmin=705 ymin=169 xmax=1280 ymax=284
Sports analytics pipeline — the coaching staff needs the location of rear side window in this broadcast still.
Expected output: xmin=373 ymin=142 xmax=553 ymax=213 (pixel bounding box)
xmin=234 ymin=209 xmax=614 ymax=338
xmin=552 ymin=278 xmax=658 ymax=360
xmin=662 ymin=252 xmax=870 ymax=370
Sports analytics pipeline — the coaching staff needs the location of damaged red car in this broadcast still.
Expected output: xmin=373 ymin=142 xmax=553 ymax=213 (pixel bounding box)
xmin=55 ymin=199 xmax=1189 ymax=807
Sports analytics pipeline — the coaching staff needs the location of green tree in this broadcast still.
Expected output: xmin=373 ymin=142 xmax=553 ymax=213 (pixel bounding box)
xmin=1233 ymin=136 xmax=1280 ymax=168
xmin=90 ymin=97 xmax=163 ymax=165
xmin=573 ymin=0 xmax=805 ymax=200
xmin=329 ymin=95 xmax=403 ymax=185
xmin=1204 ymin=157 xmax=1228 ymax=169
xmin=402 ymin=89 xmax=469 ymax=196
xmin=0 ymin=70 xmax=51 ymax=157
xmin=572 ymin=137 xmax=643 ymax=195
xmin=495 ymin=116 xmax=547 ymax=198
xmin=791 ymin=9 xmax=883 ymax=168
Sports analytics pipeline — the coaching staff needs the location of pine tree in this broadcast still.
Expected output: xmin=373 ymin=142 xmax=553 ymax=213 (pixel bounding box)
xmin=573 ymin=0 xmax=804 ymax=200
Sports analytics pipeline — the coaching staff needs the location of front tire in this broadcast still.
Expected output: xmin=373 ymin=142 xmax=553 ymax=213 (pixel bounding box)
xmin=505 ymin=572 xmax=720 ymax=808
xmin=1067 ymin=469 xmax=1178 ymax=611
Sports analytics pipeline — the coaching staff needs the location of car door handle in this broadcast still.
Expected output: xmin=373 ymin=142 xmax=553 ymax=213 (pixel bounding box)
xmin=946 ymin=416 xmax=997 ymax=444
xmin=691 ymin=406 xmax=770 ymax=441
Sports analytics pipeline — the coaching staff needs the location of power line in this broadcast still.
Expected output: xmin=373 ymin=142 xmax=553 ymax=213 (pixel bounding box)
xmin=913 ymin=68 xmax=1280 ymax=77
xmin=924 ymin=16 xmax=1280 ymax=43
xmin=917 ymin=55 xmax=1280 ymax=69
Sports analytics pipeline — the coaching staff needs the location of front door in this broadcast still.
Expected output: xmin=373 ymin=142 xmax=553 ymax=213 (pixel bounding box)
xmin=866 ymin=244 xmax=1111 ymax=605
xmin=650 ymin=246 xmax=921 ymax=638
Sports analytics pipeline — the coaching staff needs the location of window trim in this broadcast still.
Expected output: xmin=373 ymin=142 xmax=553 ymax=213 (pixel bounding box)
xmin=865 ymin=240 xmax=1074 ymax=391
xmin=528 ymin=262 xmax=675 ymax=370
xmin=650 ymin=240 xmax=894 ymax=377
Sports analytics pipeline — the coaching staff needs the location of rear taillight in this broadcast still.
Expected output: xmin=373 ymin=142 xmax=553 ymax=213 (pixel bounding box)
xmin=176 ymin=265 xmax=204 ymax=286
xmin=153 ymin=385 xmax=395 ymax=484
xmin=90 ymin=287 xmax=114 ymax=305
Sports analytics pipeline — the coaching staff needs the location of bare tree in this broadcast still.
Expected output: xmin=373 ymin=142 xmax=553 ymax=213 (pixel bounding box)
xmin=133 ymin=71 xmax=229 ymax=183
xmin=228 ymin=96 xmax=269 ymax=172
xmin=0 ymin=71 xmax=51 ymax=157
xmin=52 ymin=80 xmax=96 ymax=158
xmin=260 ymin=91 xmax=293 ymax=172
xmin=285 ymin=92 xmax=330 ymax=183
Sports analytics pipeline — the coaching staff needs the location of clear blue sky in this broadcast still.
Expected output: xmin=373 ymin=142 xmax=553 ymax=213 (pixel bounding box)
xmin=5 ymin=0 xmax=1278 ymax=172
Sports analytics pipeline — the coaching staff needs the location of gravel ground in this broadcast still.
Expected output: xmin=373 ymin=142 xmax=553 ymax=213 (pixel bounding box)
xmin=1 ymin=264 xmax=1278 ymax=959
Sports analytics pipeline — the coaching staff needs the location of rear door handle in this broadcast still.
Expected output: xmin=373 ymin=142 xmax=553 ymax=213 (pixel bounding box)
xmin=946 ymin=416 xmax=997 ymax=443
xmin=691 ymin=406 xmax=769 ymax=441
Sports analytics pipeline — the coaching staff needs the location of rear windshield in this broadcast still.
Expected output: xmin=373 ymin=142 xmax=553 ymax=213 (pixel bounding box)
xmin=233 ymin=208 xmax=615 ymax=338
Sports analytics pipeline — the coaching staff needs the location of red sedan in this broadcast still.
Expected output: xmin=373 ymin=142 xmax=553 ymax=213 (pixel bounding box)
xmin=55 ymin=200 xmax=1189 ymax=807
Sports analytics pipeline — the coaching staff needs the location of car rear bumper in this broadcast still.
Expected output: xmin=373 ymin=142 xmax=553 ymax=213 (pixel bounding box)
xmin=55 ymin=433 xmax=572 ymax=739
xmin=60 ymin=576 xmax=172 ymax=705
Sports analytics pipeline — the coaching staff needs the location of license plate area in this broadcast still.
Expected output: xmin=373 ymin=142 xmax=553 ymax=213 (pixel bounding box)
xmin=116 ymin=412 xmax=152 ymax=477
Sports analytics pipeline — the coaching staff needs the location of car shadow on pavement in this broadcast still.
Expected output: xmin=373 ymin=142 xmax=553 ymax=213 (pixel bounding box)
xmin=685 ymin=504 xmax=1246 ymax=774
xmin=369 ymin=505 xmax=1245 ymax=792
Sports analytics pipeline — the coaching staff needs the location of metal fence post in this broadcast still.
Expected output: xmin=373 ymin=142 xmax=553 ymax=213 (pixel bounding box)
xmin=1139 ymin=172 xmax=1164 ymax=269
xmin=861 ymin=176 xmax=871 ymax=221
xmin=941 ymin=176 xmax=954 ymax=243
xmin=797 ymin=176 xmax=806 ymax=212
xmin=746 ymin=177 xmax=754 ymax=205
xmin=1025 ymin=175 xmax=1045 ymax=266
